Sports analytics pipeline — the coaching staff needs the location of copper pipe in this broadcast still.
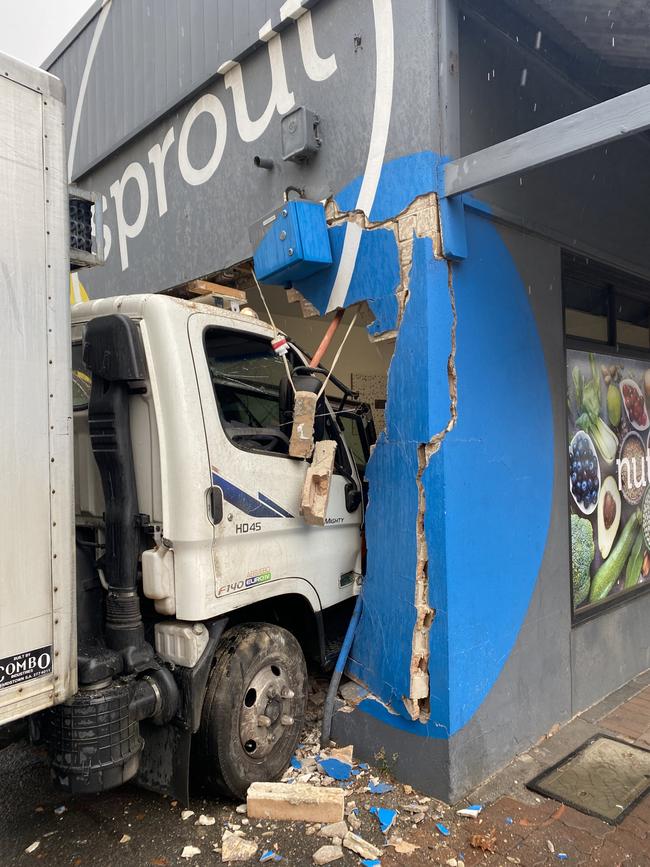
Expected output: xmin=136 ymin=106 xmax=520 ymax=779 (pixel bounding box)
xmin=310 ymin=307 xmax=345 ymax=367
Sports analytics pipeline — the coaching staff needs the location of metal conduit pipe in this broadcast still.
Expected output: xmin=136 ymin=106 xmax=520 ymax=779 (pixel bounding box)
xmin=310 ymin=307 xmax=345 ymax=368
xmin=320 ymin=594 xmax=363 ymax=746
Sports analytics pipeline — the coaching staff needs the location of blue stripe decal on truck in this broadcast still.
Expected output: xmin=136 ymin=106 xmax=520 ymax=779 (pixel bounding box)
xmin=211 ymin=471 xmax=294 ymax=519
xmin=258 ymin=492 xmax=294 ymax=518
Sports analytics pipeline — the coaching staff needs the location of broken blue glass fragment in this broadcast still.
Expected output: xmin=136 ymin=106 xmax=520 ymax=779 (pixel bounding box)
xmin=369 ymin=806 xmax=397 ymax=834
xmin=318 ymin=757 xmax=352 ymax=781
xmin=367 ymin=781 xmax=393 ymax=794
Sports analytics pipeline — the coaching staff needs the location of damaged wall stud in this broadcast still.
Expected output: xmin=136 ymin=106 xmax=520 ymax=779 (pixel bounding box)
xmin=300 ymin=440 xmax=337 ymax=525
xmin=289 ymin=391 xmax=318 ymax=459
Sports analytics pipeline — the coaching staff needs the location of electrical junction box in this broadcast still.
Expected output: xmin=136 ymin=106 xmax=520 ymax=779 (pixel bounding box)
xmin=252 ymin=200 xmax=332 ymax=286
xmin=281 ymin=106 xmax=321 ymax=163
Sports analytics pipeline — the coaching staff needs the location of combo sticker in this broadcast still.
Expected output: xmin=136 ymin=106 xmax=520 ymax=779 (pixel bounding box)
xmin=218 ymin=569 xmax=272 ymax=597
xmin=0 ymin=645 xmax=52 ymax=689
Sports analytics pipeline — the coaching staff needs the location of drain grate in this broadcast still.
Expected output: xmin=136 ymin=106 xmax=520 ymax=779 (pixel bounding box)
xmin=527 ymin=735 xmax=650 ymax=824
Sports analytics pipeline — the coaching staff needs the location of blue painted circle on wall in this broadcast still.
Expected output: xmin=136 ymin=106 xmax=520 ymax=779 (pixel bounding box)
xmin=296 ymin=152 xmax=555 ymax=737
xmin=440 ymin=213 xmax=555 ymax=734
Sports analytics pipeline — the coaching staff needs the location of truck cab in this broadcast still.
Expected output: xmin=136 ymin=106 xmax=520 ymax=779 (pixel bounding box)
xmin=63 ymin=293 xmax=371 ymax=800
xmin=72 ymin=294 xmax=365 ymax=626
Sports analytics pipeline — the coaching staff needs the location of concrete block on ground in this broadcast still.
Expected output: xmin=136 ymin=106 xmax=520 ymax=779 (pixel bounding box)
xmin=247 ymin=782 xmax=345 ymax=823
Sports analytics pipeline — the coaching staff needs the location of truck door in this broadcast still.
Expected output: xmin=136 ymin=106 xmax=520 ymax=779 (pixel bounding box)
xmin=188 ymin=314 xmax=363 ymax=614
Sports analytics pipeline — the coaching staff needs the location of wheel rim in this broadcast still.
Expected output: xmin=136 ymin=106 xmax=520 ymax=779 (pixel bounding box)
xmin=238 ymin=661 xmax=297 ymax=759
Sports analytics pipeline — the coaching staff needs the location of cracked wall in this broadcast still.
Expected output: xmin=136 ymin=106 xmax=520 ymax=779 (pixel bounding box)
xmin=405 ymin=262 xmax=458 ymax=722
xmin=294 ymin=151 xmax=555 ymax=744
xmin=294 ymin=154 xmax=458 ymax=726
xmin=323 ymin=191 xmax=457 ymax=722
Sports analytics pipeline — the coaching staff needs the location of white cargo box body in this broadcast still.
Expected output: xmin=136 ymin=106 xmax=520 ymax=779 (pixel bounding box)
xmin=0 ymin=53 xmax=76 ymax=723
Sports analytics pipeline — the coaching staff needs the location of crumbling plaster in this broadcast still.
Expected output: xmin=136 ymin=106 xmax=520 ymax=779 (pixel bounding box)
xmin=313 ymin=189 xmax=459 ymax=721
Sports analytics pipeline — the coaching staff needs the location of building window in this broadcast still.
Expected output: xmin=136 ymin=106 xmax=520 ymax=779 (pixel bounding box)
xmin=564 ymin=252 xmax=650 ymax=351
xmin=564 ymin=253 xmax=650 ymax=621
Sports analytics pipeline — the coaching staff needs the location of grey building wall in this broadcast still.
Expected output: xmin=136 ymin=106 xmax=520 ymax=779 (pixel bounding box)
xmin=458 ymin=9 xmax=650 ymax=722
xmin=47 ymin=0 xmax=323 ymax=180
xmin=51 ymin=0 xmax=438 ymax=300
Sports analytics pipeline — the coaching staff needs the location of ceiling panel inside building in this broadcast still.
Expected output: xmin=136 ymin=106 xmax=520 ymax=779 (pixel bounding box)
xmin=499 ymin=0 xmax=650 ymax=95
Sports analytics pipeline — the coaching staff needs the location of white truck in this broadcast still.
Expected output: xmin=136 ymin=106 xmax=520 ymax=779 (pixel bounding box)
xmin=0 ymin=53 xmax=373 ymax=801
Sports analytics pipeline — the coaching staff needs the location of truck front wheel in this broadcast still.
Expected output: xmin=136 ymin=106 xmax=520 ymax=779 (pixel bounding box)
xmin=196 ymin=623 xmax=307 ymax=800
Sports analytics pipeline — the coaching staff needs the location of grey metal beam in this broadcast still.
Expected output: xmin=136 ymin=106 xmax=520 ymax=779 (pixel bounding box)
xmin=443 ymin=83 xmax=650 ymax=197
xmin=437 ymin=0 xmax=461 ymax=160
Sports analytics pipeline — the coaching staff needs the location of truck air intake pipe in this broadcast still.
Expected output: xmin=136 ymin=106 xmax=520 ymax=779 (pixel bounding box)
xmin=40 ymin=314 xmax=180 ymax=796
xmin=82 ymin=314 xmax=152 ymax=671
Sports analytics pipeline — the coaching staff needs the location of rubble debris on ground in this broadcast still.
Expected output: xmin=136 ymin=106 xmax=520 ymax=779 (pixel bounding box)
xmin=367 ymin=780 xmax=393 ymax=794
xmin=330 ymin=745 xmax=354 ymax=763
xmin=469 ymin=827 xmax=497 ymax=852
xmin=195 ymin=813 xmax=216 ymax=826
xmin=390 ymin=838 xmax=420 ymax=854
xmin=246 ymin=691 xmax=447 ymax=863
xmin=318 ymin=820 xmax=348 ymax=839
xmin=347 ymin=808 xmax=361 ymax=831
xmin=7 ymin=675 xmax=649 ymax=865
xmin=221 ymin=830 xmax=258 ymax=862
xmin=317 ymin=757 xmax=353 ymax=781
xmin=369 ymin=805 xmax=397 ymax=834
xmin=312 ymin=843 xmax=344 ymax=864
xmin=247 ymin=782 xmax=345 ymax=823
xmin=456 ymin=804 xmax=482 ymax=818
xmin=342 ymin=831 xmax=382 ymax=860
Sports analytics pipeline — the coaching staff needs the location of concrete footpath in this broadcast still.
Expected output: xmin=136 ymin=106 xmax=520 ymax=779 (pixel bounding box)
xmin=381 ymin=669 xmax=650 ymax=867
xmin=0 ymin=671 xmax=648 ymax=866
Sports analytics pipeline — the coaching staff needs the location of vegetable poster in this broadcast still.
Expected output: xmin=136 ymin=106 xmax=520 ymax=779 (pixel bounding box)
xmin=567 ymin=349 xmax=650 ymax=614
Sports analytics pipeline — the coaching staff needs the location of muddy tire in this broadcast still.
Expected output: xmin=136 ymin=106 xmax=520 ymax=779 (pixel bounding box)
xmin=196 ymin=623 xmax=307 ymax=800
